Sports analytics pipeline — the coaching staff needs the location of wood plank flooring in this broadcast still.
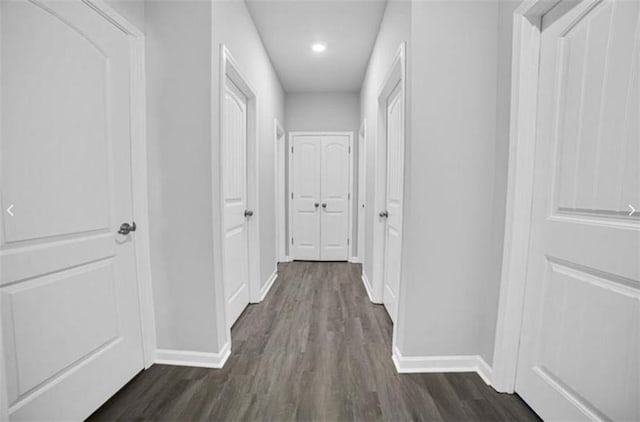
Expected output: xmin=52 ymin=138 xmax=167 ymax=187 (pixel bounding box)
xmin=88 ymin=262 xmax=540 ymax=421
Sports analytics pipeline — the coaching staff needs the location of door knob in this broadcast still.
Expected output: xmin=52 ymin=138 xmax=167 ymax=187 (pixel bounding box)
xmin=118 ymin=221 xmax=136 ymax=235
xmin=322 ymin=203 xmax=327 ymax=209
xmin=379 ymin=211 xmax=389 ymax=218
xmin=244 ymin=209 xmax=254 ymax=217
xmin=314 ymin=203 xmax=320 ymax=208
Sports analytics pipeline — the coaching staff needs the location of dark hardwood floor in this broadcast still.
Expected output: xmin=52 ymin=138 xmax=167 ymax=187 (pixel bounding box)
xmin=89 ymin=261 xmax=540 ymax=421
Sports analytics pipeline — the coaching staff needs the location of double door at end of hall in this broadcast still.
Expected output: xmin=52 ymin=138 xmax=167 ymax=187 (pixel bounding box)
xmin=290 ymin=133 xmax=352 ymax=261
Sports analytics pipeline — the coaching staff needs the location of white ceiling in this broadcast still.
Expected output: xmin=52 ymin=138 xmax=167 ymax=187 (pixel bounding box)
xmin=245 ymin=0 xmax=387 ymax=93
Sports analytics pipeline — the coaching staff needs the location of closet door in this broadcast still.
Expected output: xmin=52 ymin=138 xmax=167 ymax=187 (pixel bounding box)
xmin=383 ymin=83 xmax=404 ymax=321
xmin=320 ymin=136 xmax=350 ymax=261
xmin=0 ymin=2 xmax=144 ymax=419
xmin=515 ymin=1 xmax=640 ymax=420
xmin=291 ymin=136 xmax=322 ymax=260
xmin=222 ymin=77 xmax=250 ymax=327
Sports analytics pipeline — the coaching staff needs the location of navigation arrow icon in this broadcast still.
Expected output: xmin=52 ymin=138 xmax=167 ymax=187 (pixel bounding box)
xmin=6 ymin=204 xmax=14 ymax=217
xmin=629 ymin=204 xmax=636 ymax=217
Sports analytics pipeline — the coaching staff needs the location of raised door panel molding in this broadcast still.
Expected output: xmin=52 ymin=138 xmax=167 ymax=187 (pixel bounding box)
xmin=2 ymin=0 xmax=112 ymax=243
xmin=2 ymin=261 xmax=119 ymax=401
xmin=554 ymin=0 xmax=640 ymax=217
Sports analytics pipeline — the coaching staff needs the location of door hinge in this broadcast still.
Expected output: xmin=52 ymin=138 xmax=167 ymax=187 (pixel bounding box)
xmin=347 ymin=238 xmax=350 ymax=245
xmin=349 ymin=146 xmax=351 ymax=153
xmin=291 ymin=146 xmax=294 ymax=153
xmin=291 ymin=192 xmax=294 ymax=199
xmin=291 ymin=237 xmax=294 ymax=244
xmin=348 ymin=193 xmax=351 ymax=200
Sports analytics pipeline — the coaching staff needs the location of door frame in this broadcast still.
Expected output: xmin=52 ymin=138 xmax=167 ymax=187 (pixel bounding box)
xmin=0 ymin=0 xmax=156 ymax=418
xmin=356 ymin=120 xmax=367 ymax=263
xmin=92 ymin=0 xmax=156 ymax=370
xmin=491 ymin=0 xmax=566 ymax=394
xmin=288 ymin=131 xmax=354 ymax=261
xmin=217 ymin=45 xmax=261 ymax=316
xmin=274 ymin=119 xmax=288 ymax=262
xmin=372 ymin=43 xmax=406 ymax=307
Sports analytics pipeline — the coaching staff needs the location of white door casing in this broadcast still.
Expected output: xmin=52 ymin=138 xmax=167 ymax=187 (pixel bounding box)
xmin=274 ymin=119 xmax=286 ymax=261
xmin=357 ymin=121 xmax=367 ymax=263
xmin=289 ymin=132 xmax=352 ymax=261
xmin=320 ymin=135 xmax=351 ymax=261
xmin=1 ymin=1 xmax=145 ymax=419
xmin=372 ymin=43 xmax=405 ymax=308
xmin=222 ymin=76 xmax=251 ymax=327
xmin=515 ymin=1 xmax=640 ymax=420
xmin=382 ymin=83 xmax=405 ymax=322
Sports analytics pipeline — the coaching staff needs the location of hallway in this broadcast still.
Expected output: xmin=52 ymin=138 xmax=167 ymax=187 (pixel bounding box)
xmin=2 ymin=0 xmax=638 ymax=419
xmin=89 ymin=262 xmax=539 ymax=421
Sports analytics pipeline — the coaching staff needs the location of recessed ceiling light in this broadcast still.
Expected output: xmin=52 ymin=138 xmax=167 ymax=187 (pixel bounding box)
xmin=311 ymin=43 xmax=326 ymax=53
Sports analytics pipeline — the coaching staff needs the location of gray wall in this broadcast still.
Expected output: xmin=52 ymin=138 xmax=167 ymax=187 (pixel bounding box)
xmin=285 ymin=92 xmax=360 ymax=133
xmin=360 ymin=0 xmax=518 ymax=367
xmin=145 ymin=1 xmax=219 ymax=352
xmin=397 ymin=0 xmax=502 ymax=363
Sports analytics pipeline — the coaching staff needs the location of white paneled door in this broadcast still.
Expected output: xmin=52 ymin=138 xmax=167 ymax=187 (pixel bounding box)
xmin=222 ymin=77 xmax=251 ymax=327
xmin=320 ymin=136 xmax=351 ymax=260
xmin=291 ymin=133 xmax=351 ymax=261
xmin=516 ymin=1 xmax=640 ymax=420
xmin=0 ymin=1 xmax=144 ymax=420
xmin=382 ymin=83 xmax=404 ymax=322
xmin=291 ymin=135 xmax=322 ymax=260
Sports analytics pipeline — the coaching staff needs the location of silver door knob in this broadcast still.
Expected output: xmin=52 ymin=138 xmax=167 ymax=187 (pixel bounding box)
xmin=322 ymin=203 xmax=327 ymax=209
xmin=118 ymin=221 xmax=136 ymax=235
xmin=244 ymin=209 xmax=254 ymax=217
xmin=379 ymin=211 xmax=389 ymax=218
xmin=314 ymin=203 xmax=320 ymax=208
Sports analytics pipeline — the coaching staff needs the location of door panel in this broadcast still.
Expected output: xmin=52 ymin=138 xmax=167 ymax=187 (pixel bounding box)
xmin=2 ymin=6 xmax=110 ymax=243
xmin=0 ymin=1 xmax=143 ymax=420
xmin=291 ymin=136 xmax=322 ymax=260
xmin=320 ymin=136 xmax=350 ymax=261
xmin=383 ymin=83 xmax=404 ymax=322
xmin=222 ymin=77 xmax=250 ymax=327
xmin=6 ymin=262 xmax=118 ymax=395
xmin=516 ymin=1 xmax=640 ymax=420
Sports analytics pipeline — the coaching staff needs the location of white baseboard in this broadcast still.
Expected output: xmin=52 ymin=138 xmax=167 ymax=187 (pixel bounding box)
xmin=349 ymin=256 xmax=362 ymax=264
xmin=392 ymin=346 xmax=492 ymax=385
xmin=361 ymin=271 xmax=378 ymax=303
xmin=279 ymin=256 xmax=293 ymax=262
xmin=258 ymin=268 xmax=278 ymax=302
xmin=155 ymin=341 xmax=231 ymax=369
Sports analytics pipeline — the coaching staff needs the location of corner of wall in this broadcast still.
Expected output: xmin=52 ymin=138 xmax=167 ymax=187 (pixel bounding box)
xmin=392 ymin=346 xmax=493 ymax=386
xmin=155 ymin=341 xmax=231 ymax=369
xmin=146 ymin=0 xmax=221 ymax=356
